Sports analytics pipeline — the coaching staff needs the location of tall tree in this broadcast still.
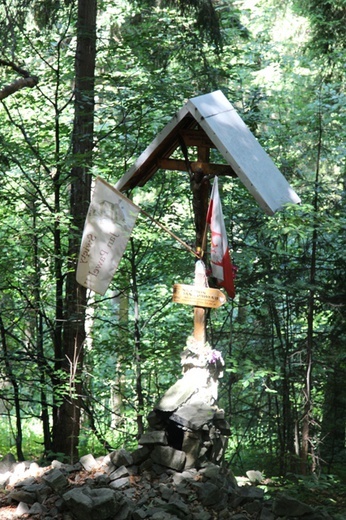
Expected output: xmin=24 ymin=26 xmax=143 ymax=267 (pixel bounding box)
xmin=51 ymin=0 xmax=97 ymax=461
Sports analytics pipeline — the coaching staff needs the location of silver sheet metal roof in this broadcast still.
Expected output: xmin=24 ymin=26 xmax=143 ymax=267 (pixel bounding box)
xmin=116 ymin=90 xmax=300 ymax=215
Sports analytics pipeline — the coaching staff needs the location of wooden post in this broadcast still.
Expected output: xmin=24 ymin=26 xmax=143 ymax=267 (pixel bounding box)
xmin=194 ymin=261 xmax=207 ymax=343
xmin=190 ymin=147 xmax=210 ymax=250
xmin=191 ymin=146 xmax=210 ymax=343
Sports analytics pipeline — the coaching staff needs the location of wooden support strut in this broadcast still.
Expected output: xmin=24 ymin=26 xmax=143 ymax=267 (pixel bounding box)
xmin=157 ymin=158 xmax=236 ymax=177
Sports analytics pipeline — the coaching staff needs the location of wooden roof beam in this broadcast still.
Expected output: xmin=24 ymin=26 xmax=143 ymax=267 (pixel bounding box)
xmin=157 ymin=158 xmax=237 ymax=177
xmin=179 ymin=129 xmax=216 ymax=148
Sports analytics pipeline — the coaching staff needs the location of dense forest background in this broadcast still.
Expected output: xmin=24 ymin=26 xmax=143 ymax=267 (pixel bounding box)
xmin=0 ymin=0 xmax=345 ymax=485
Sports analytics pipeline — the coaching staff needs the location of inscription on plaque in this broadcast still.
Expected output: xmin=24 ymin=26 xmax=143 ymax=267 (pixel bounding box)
xmin=173 ymin=284 xmax=226 ymax=308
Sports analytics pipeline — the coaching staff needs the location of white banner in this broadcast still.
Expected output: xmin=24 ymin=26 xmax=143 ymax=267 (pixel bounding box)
xmin=76 ymin=177 xmax=140 ymax=295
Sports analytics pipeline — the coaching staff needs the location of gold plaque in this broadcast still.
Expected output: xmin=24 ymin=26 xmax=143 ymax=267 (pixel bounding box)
xmin=173 ymin=284 xmax=226 ymax=308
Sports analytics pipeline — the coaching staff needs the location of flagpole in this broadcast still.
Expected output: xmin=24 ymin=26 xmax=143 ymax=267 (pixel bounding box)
xmin=201 ymin=221 xmax=209 ymax=258
xmin=138 ymin=207 xmax=200 ymax=259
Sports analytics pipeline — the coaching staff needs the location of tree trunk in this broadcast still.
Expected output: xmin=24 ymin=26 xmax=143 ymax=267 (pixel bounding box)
xmin=32 ymin=203 xmax=52 ymax=454
xmin=130 ymin=237 xmax=144 ymax=438
xmin=51 ymin=0 xmax=97 ymax=461
xmin=0 ymin=315 xmax=25 ymax=461
xmin=300 ymin=104 xmax=322 ymax=475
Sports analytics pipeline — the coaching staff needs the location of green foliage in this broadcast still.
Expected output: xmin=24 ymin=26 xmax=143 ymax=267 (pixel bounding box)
xmin=0 ymin=0 xmax=345 ymax=481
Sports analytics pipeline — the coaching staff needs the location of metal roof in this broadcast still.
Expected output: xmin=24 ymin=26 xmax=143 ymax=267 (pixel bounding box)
xmin=116 ymin=90 xmax=300 ymax=215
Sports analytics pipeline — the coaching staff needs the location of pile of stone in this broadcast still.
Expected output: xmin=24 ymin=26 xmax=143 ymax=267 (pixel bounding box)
xmin=144 ymin=336 xmax=231 ymax=470
xmin=145 ymin=400 xmax=229 ymax=469
xmin=0 ymin=450 xmax=335 ymax=520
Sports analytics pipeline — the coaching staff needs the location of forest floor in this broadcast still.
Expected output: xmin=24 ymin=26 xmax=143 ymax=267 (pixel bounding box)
xmin=0 ymin=458 xmax=345 ymax=519
xmin=257 ymin=473 xmax=346 ymax=519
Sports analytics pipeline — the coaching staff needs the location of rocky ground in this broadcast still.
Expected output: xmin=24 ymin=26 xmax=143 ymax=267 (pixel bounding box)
xmin=0 ymin=448 xmax=340 ymax=520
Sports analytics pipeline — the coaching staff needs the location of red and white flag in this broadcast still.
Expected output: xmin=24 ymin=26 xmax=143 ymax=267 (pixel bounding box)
xmin=76 ymin=177 xmax=140 ymax=295
xmin=206 ymin=177 xmax=236 ymax=299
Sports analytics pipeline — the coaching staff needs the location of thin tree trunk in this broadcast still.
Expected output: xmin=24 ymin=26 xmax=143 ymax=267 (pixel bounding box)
xmin=0 ymin=315 xmax=24 ymax=461
xmin=112 ymin=290 xmax=128 ymax=427
xmin=300 ymin=101 xmax=322 ymax=475
xmin=130 ymin=237 xmax=144 ymax=438
xmin=269 ymin=300 xmax=294 ymax=474
xmin=30 ymin=198 xmax=52 ymax=455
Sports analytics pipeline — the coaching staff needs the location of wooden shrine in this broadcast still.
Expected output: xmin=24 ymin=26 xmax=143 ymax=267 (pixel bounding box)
xmin=115 ymin=90 xmax=300 ymax=469
xmin=116 ymin=89 xmax=300 ymax=340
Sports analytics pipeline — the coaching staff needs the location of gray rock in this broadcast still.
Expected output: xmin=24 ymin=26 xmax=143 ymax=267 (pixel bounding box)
xmin=139 ymin=458 xmax=154 ymax=473
xmin=151 ymin=446 xmax=186 ymax=472
xmin=22 ymin=481 xmax=50 ymax=494
xmin=110 ymin=449 xmax=133 ymax=468
xmin=151 ymin=497 xmax=169 ymax=508
xmin=260 ymin=506 xmax=275 ymax=520
xmin=55 ymin=496 xmax=65 ymax=511
xmin=172 ymin=472 xmax=186 ymax=486
xmin=95 ymin=473 xmax=111 ymax=485
xmin=246 ymin=470 xmax=264 ymax=484
xmin=170 ymin=402 xmax=215 ymax=430
xmin=155 ymin=375 xmax=197 ymax=412
xmin=28 ymin=501 xmax=46 ymax=515
xmin=272 ymin=493 xmax=314 ymax=517
xmin=0 ymin=471 xmax=10 ymax=487
xmin=109 ymin=476 xmax=130 ymax=489
xmin=132 ymin=508 xmax=149 ymax=519
xmin=109 ymin=465 xmax=129 ymax=481
xmin=168 ymin=494 xmax=190 ymax=515
xmin=43 ymin=468 xmax=69 ymax=492
xmin=192 ymin=505 xmax=212 ymax=520
xmin=52 ymin=509 xmax=62 ymax=519
xmin=123 ymin=487 xmax=137 ymax=499
xmin=303 ymin=512 xmax=333 ymax=520
xmin=159 ymin=482 xmax=174 ymax=501
xmin=0 ymin=453 xmax=16 ymax=474
xmin=52 ymin=460 xmax=78 ymax=473
xmin=243 ymin=499 xmax=262 ymax=514
xmin=199 ymin=462 xmax=221 ymax=481
xmin=15 ymin=501 xmax=30 ymax=515
xmin=80 ymin=453 xmax=98 ymax=471
xmin=116 ymin=501 xmax=135 ymax=520
xmin=172 ymin=468 xmax=197 ymax=486
xmin=218 ymin=508 xmax=231 ymax=519
xmin=29 ymin=461 xmax=40 ymax=473
xmin=33 ymin=482 xmax=52 ymax=502
xmin=182 ymin=430 xmax=201 ymax=468
xmin=181 ymin=468 xmax=198 ymax=480
xmin=176 ymin=483 xmax=196 ymax=499
xmin=14 ymin=475 xmax=36 ymax=488
xmin=62 ymin=513 xmax=75 ymax=520
xmin=51 ymin=459 xmax=64 ymax=469
xmin=63 ymin=486 xmax=120 ymax=520
xmin=152 ymin=463 xmax=169 ymax=476
xmin=139 ymin=431 xmax=168 ymax=445
xmin=7 ymin=488 xmax=36 ymax=504
xmin=239 ymin=485 xmax=264 ymax=500
xmin=151 ymin=512 xmax=181 ymax=520
xmin=12 ymin=461 xmax=26 ymax=476
xmin=195 ymin=481 xmax=226 ymax=507
xmin=132 ymin=446 xmax=152 ymax=465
